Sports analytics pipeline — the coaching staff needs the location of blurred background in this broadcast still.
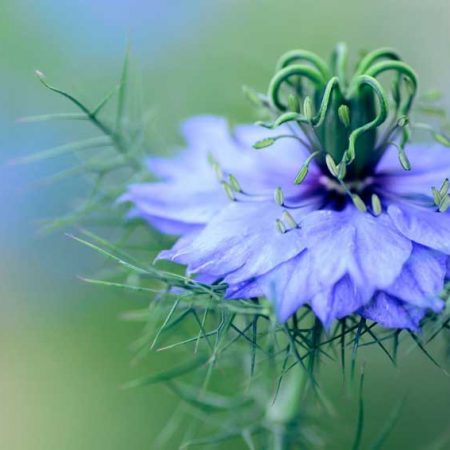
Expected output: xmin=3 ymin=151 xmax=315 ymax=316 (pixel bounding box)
xmin=2 ymin=0 xmax=450 ymax=448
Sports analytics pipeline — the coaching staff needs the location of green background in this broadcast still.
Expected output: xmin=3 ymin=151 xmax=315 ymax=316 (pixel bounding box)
xmin=1 ymin=0 xmax=450 ymax=448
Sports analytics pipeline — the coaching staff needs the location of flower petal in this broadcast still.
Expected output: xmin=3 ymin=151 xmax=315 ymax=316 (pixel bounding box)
xmin=359 ymin=292 xmax=426 ymax=331
xmin=121 ymin=182 xmax=227 ymax=234
xmin=302 ymin=207 xmax=412 ymax=295
xmin=310 ymin=275 xmax=366 ymax=327
xmin=385 ymin=244 xmax=446 ymax=311
xmin=160 ymin=200 xmax=308 ymax=283
xmin=257 ymin=252 xmax=314 ymax=322
xmin=377 ymin=143 xmax=450 ymax=197
xmin=388 ymin=204 xmax=450 ymax=254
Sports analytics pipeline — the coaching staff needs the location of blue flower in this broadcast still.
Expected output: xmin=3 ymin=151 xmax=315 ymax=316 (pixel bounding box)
xmin=121 ymin=47 xmax=450 ymax=330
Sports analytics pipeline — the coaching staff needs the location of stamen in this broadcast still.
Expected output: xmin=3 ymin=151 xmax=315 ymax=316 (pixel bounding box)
xmin=439 ymin=196 xmax=450 ymax=213
xmin=294 ymin=151 xmax=320 ymax=185
xmin=287 ymin=94 xmax=300 ymax=113
xmin=228 ymin=174 xmax=242 ymax=193
xmin=433 ymin=179 xmax=450 ymax=212
xmin=303 ymin=96 xmax=313 ymax=122
xmin=439 ymin=178 xmax=449 ymax=197
xmin=351 ymin=194 xmax=367 ymax=213
xmin=371 ymin=194 xmax=382 ymax=216
xmin=433 ymin=133 xmax=450 ymax=147
xmin=212 ymin=162 xmax=224 ymax=181
xmin=282 ymin=210 xmax=298 ymax=229
xmin=274 ymin=187 xmax=284 ymax=206
xmin=338 ymin=104 xmax=350 ymax=128
xmin=275 ymin=218 xmax=286 ymax=234
xmin=325 ymin=154 xmax=339 ymax=178
xmin=222 ymin=182 xmax=236 ymax=201
xmin=253 ymin=137 xmax=275 ymax=149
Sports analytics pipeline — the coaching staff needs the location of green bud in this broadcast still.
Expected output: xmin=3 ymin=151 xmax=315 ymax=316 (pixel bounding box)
xmin=274 ymin=187 xmax=284 ymax=206
xmin=282 ymin=210 xmax=297 ymax=229
xmin=228 ymin=174 xmax=242 ymax=192
xmin=253 ymin=137 xmax=275 ymax=149
xmin=303 ymin=96 xmax=313 ymax=121
xmin=351 ymin=194 xmax=367 ymax=213
xmin=371 ymin=193 xmax=382 ymax=216
xmin=338 ymin=104 xmax=350 ymax=128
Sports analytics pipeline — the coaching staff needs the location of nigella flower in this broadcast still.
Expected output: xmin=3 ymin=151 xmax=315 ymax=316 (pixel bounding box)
xmin=121 ymin=45 xmax=450 ymax=330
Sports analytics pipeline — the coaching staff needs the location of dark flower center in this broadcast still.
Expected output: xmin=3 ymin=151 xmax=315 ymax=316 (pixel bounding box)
xmin=251 ymin=44 xmax=423 ymax=209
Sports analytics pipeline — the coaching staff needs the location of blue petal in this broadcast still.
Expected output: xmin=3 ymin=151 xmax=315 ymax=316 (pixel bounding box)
xmin=302 ymin=207 xmax=412 ymax=296
xmin=121 ymin=182 xmax=227 ymax=234
xmin=256 ymin=252 xmax=315 ymax=322
xmin=126 ymin=207 xmax=202 ymax=235
xmin=359 ymin=292 xmax=426 ymax=331
xmin=160 ymin=200 xmax=307 ymax=284
xmin=124 ymin=116 xmax=321 ymax=233
xmin=376 ymin=143 xmax=450 ymax=197
xmin=388 ymin=204 xmax=450 ymax=254
xmin=310 ymin=275 xmax=366 ymax=327
xmin=225 ymin=279 xmax=264 ymax=299
xmin=146 ymin=116 xmax=233 ymax=180
xmin=385 ymin=244 xmax=446 ymax=311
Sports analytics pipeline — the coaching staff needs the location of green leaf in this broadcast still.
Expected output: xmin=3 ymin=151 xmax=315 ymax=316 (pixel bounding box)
xmin=10 ymin=136 xmax=110 ymax=165
xmin=351 ymin=370 xmax=365 ymax=450
xmin=367 ymin=398 xmax=405 ymax=450
xmin=123 ymin=354 xmax=209 ymax=388
xmin=116 ymin=43 xmax=130 ymax=131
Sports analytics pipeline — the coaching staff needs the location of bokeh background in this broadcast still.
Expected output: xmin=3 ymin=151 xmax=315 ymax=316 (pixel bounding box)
xmin=2 ymin=0 xmax=450 ymax=449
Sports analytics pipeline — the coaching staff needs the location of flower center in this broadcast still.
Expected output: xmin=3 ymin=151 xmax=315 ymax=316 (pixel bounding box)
xmin=250 ymin=44 xmax=421 ymax=206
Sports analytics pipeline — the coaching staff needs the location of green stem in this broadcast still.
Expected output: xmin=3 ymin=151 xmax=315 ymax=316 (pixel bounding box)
xmin=266 ymin=366 xmax=306 ymax=450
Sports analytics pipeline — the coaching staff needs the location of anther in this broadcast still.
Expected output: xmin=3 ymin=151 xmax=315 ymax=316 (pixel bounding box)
xmin=294 ymin=151 xmax=320 ymax=185
xmin=371 ymin=194 xmax=382 ymax=216
xmin=223 ymin=182 xmax=236 ymax=201
xmin=351 ymin=194 xmax=367 ymax=213
xmin=325 ymin=154 xmax=339 ymax=178
xmin=282 ymin=210 xmax=298 ymax=229
xmin=439 ymin=195 xmax=450 ymax=213
xmin=274 ymin=187 xmax=284 ymax=206
xmin=288 ymin=94 xmax=300 ymax=113
xmin=338 ymin=104 xmax=350 ymax=128
xmin=275 ymin=219 xmax=287 ymax=234
xmin=228 ymin=174 xmax=242 ymax=192
xmin=433 ymin=132 xmax=450 ymax=147
xmin=439 ymin=178 xmax=449 ymax=197
xmin=212 ymin=162 xmax=224 ymax=181
xmin=303 ymin=96 xmax=313 ymax=121
xmin=253 ymin=137 xmax=275 ymax=149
